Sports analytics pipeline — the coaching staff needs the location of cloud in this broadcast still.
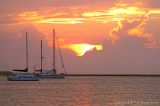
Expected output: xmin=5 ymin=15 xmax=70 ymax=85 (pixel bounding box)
xmin=0 ymin=0 xmax=115 ymax=13
xmin=144 ymin=0 xmax=160 ymax=8
xmin=62 ymin=35 xmax=160 ymax=74
xmin=0 ymin=14 xmax=20 ymax=25
xmin=111 ymin=20 xmax=157 ymax=48
xmin=1 ymin=0 xmax=160 ymax=26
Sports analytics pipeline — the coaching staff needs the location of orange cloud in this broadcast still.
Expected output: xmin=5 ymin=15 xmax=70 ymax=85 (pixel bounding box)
xmin=127 ymin=27 xmax=156 ymax=47
xmin=1 ymin=1 xmax=160 ymax=55
xmin=15 ymin=4 xmax=160 ymax=48
xmin=39 ymin=18 xmax=83 ymax=24
xmin=105 ymin=5 xmax=160 ymax=48
xmin=108 ymin=21 xmax=123 ymax=44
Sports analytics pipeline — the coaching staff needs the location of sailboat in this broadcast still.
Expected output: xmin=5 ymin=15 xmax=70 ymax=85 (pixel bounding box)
xmin=7 ymin=32 xmax=39 ymax=81
xmin=35 ymin=29 xmax=65 ymax=79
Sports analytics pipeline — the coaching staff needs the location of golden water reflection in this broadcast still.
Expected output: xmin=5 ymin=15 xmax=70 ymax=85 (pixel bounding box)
xmin=0 ymin=76 xmax=159 ymax=106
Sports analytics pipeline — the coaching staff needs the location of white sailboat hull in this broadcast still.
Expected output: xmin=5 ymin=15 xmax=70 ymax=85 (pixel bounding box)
xmin=7 ymin=73 xmax=39 ymax=81
xmin=35 ymin=72 xmax=65 ymax=79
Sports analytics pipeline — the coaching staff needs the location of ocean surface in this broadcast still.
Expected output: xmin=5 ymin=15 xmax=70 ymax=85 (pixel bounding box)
xmin=0 ymin=76 xmax=160 ymax=106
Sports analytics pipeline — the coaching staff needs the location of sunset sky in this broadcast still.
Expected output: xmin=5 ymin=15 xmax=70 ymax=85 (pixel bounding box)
xmin=0 ymin=0 xmax=160 ymax=74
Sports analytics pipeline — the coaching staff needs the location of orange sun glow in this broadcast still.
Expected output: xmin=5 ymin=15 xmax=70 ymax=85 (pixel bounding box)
xmin=62 ymin=43 xmax=103 ymax=56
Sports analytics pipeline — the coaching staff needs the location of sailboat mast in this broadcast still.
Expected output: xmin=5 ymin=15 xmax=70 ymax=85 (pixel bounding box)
xmin=26 ymin=32 xmax=28 ymax=71
xmin=40 ymin=40 xmax=43 ymax=72
xmin=53 ymin=29 xmax=56 ymax=72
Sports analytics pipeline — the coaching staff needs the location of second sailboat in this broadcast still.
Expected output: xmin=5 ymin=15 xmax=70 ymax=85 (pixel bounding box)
xmin=35 ymin=29 xmax=65 ymax=78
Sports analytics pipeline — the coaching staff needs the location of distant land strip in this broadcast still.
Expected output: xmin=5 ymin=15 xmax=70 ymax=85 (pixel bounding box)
xmin=0 ymin=71 xmax=160 ymax=76
xmin=66 ymin=74 xmax=160 ymax=76
xmin=0 ymin=71 xmax=14 ymax=76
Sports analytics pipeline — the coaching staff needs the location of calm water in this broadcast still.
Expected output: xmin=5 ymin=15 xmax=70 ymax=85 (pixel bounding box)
xmin=0 ymin=76 xmax=160 ymax=106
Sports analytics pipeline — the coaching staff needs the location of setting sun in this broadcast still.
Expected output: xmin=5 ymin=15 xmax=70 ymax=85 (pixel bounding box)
xmin=63 ymin=43 xmax=103 ymax=56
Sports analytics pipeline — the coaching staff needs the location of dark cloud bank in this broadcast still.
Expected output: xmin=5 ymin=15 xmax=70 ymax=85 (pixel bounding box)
xmin=0 ymin=25 xmax=160 ymax=74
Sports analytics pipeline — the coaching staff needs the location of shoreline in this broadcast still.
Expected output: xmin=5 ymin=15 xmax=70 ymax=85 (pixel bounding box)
xmin=0 ymin=71 xmax=160 ymax=77
xmin=66 ymin=74 xmax=160 ymax=77
xmin=0 ymin=71 xmax=14 ymax=76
